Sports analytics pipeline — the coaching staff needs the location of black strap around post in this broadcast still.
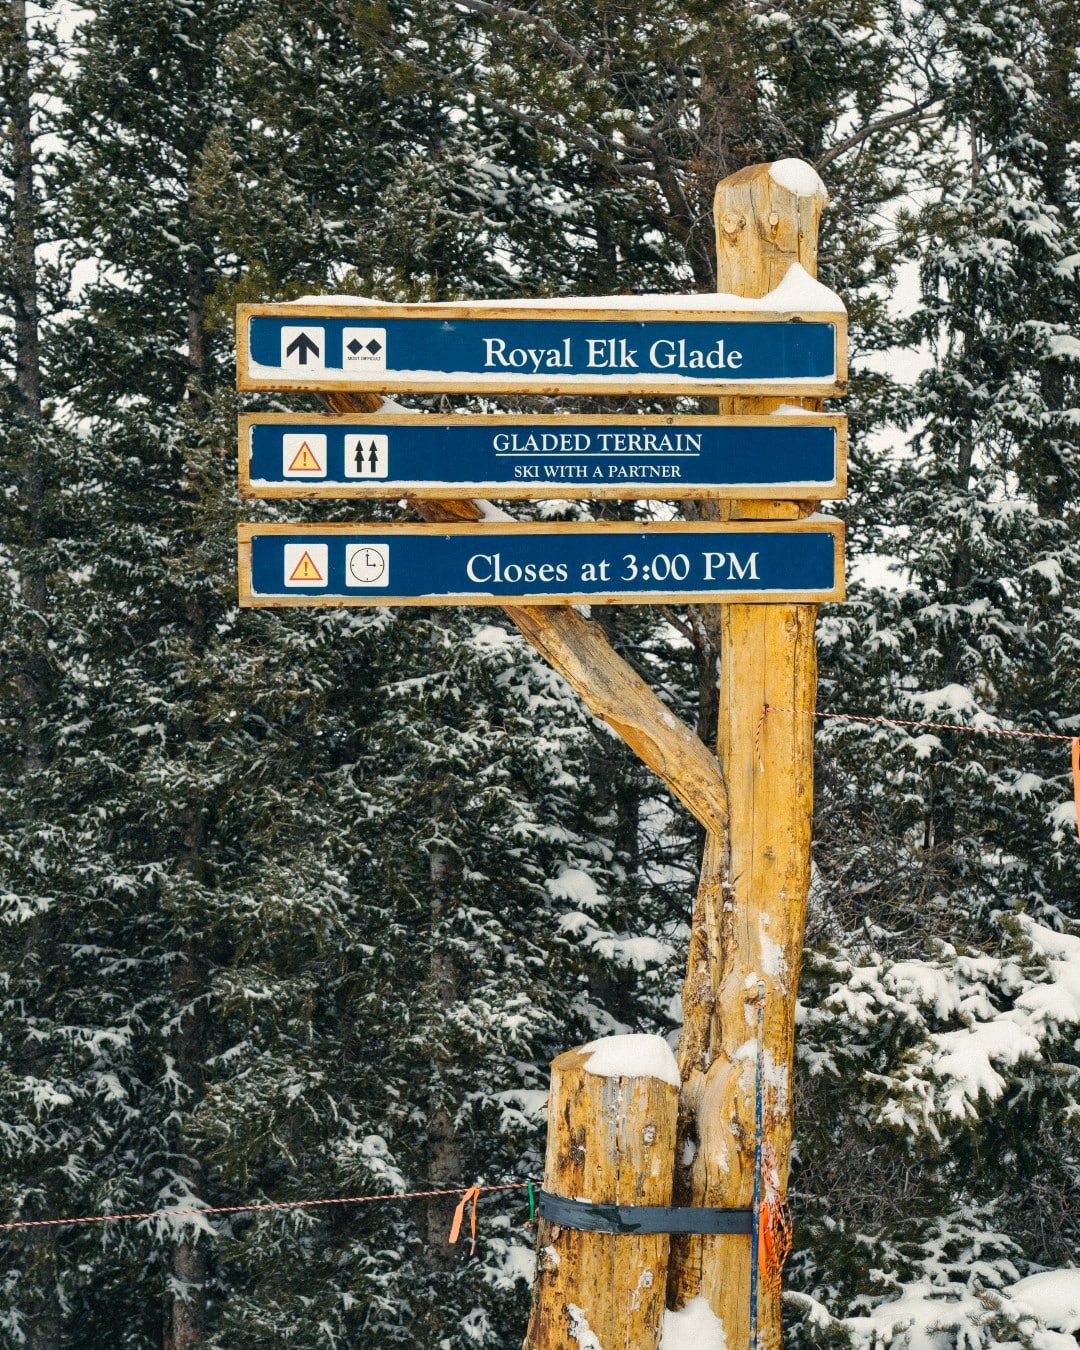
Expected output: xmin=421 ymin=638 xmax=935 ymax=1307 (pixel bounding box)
xmin=536 ymin=1189 xmax=752 ymax=1236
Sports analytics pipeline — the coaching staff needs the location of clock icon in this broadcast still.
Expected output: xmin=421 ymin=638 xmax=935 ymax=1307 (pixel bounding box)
xmin=345 ymin=543 xmax=389 ymax=587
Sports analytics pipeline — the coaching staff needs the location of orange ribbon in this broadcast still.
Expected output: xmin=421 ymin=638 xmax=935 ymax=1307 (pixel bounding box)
xmin=448 ymin=1185 xmax=480 ymax=1256
xmin=758 ymin=1198 xmax=793 ymax=1294
xmin=1073 ymin=739 xmax=1080 ymax=843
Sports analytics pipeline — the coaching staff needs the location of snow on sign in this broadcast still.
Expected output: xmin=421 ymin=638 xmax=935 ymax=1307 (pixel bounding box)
xmin=237 ymin=520 xmax=845 ymax=608
xmin=239 ymin=412 xmax=847 ymax=501
xmin=235 ymin=269 xmax=847 ymax=396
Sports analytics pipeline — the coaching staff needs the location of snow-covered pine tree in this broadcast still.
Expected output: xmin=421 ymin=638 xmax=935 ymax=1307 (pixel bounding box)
xmin=0 ymin=4 xmax=131 ymax=1342
xmin=791 ymin=0 xmax=1080 ymax=1340
xmin=24 ymin=1 xmax=691 ymax=1344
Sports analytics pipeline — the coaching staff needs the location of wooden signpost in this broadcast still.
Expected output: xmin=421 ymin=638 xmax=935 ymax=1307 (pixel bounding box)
xmin=235 ymin=158 xmax=842 ymax=1350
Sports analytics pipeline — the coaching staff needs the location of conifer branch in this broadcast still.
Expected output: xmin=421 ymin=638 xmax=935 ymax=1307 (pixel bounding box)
xmin=815 ymin=101 xmax=941 ymax=171
xmin=453 ymin=0 xmax=600 ymax=79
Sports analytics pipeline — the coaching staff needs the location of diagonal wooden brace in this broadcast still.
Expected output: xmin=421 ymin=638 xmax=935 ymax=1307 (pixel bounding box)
xmin=320 ymin=390 xmax=729 ymax=839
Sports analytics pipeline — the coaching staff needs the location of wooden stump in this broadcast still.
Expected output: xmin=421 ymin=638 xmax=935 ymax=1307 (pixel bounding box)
xmin=523 ymin=1037 xmax=679 ymax=1350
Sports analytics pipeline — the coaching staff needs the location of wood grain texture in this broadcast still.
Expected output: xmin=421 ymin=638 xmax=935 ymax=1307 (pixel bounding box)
xmin=522 ymin=1046 xmax=679 ymax=1350
xmin=238 ymin=519 xmax=841 ymax=539
xmin=669 ymin=160 xmax=833 ymax=1350
xmin=413 ymin=500 xmax=733 ymax=836
xmin=239 ymin=299 xmax=844 ymax=322
xmin=242 ymin=373 xmax=846 ymax=399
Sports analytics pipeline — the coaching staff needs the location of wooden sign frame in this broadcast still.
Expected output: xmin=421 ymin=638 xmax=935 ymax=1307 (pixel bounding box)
xmin=237 ymin=519 xmax=845 ymax=609
xmin=236 ymin=300 xmax=848 ymax=397
xmin=238 ymin=412 xmax=847 ymax=501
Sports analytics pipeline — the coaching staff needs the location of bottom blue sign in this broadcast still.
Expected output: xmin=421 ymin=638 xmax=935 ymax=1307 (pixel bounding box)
xmin=238 ymin=522 xmax=844 ymax=607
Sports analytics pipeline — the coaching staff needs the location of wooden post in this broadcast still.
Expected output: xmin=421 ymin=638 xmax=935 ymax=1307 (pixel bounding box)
xmin=523 ymin=1038 xmax=679 ymax=1350
xmin=668 ymin=161 xmax=830 ymax=1350
xmin=320 ymin=165 xmax=835 ymax=1346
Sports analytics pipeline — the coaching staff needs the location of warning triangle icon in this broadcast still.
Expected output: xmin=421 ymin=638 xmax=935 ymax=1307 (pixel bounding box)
xmin=287 ymin=440 xmax=322 ymax=473
xmin=288 ymin=550 xmax=324 ymax=584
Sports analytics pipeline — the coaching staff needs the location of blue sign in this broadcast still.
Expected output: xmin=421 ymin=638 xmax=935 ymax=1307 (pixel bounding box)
xmin=237 ymin=303 xmax=845 ymax=394
xmin=238 ymin=522 xmax=844 ymax=607
xmin=240 ymin=414 xmax=845 ymax=500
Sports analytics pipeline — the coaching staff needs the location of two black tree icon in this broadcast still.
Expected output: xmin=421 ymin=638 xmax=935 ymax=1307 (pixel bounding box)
xmin=353 ymin=441 xmax=381 ymax=474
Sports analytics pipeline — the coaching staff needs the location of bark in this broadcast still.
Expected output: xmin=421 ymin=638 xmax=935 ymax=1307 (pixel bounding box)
xmin=164 ymin=793 xmax=210 ymax=1350
xmin=9 ymin=0 xmax=46 ymax=769
xmin=163 ymin=161 xmax=213 ymax=1347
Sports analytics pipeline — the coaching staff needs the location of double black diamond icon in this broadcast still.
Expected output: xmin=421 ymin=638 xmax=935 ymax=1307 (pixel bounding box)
xmin=347 ymin=338 xmax=383 ymax=356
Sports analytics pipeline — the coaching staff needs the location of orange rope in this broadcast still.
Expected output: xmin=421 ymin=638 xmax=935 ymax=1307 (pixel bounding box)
xmin=0 ymin=1182 xmax=527 ymax=1235
xmin=767 ymin=705 xmax=1079 ymax=838
xmin=754 ymin=703 xmax=768 ymax=772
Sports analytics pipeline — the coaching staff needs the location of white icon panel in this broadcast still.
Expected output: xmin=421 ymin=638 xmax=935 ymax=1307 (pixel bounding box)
xmin=283 ymin=543 xmax=329 ymax=588
xmin=344 ymin=434 xmax=389 ymax=479
xmin=341 ymin=327 xmax=387 ymax=371
xmin=280 ymin=326 xmax=325 ymax=372
xmin=345 ymin=544 xmax=390 ymax=588
xmin=282 ymin=433 xmax=327 ymax=478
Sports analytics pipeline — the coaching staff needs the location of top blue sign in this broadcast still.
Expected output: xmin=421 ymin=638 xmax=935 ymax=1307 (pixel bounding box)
xmin=237 ymin=301 xmax=847 ymax=396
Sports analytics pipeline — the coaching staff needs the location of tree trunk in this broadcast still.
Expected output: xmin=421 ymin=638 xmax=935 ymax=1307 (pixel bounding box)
xmin=166 ymin=799 xmax=210 ymax=1350
xmin=164 ymin=195 xmax=212 ymax=1347
xmin=423 ymin=821 xmax=466 ymax=1271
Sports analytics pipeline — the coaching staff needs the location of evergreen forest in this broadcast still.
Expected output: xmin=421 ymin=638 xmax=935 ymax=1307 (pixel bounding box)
xmin=2 ymin=0 xmax=1079 ymax=1345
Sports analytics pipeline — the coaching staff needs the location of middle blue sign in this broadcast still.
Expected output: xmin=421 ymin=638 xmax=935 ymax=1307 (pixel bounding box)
xmin=240 ymin=413 xmax=846 ymax=501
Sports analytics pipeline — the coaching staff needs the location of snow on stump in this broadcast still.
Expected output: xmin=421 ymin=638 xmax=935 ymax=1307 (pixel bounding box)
xmin=523 ymin=1034 xmax=679 ymax=1350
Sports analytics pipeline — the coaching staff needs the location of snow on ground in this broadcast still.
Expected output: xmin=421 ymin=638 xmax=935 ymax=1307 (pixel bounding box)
xmin=1008 ymin=1270 xmax=1080 ymax=1333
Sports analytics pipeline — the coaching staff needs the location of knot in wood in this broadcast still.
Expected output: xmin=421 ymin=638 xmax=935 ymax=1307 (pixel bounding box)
xmin=721 ymin=212 xmax=744 ymax=236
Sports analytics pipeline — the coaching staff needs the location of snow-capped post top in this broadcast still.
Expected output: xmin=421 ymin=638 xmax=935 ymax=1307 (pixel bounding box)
xmin=768 ymin=158 xmax=829 ymax=202
xmin=714 ymin=158 xmax=830 ymax=298
xmin=579 ymin=1033 xmax=681 ymax=1088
